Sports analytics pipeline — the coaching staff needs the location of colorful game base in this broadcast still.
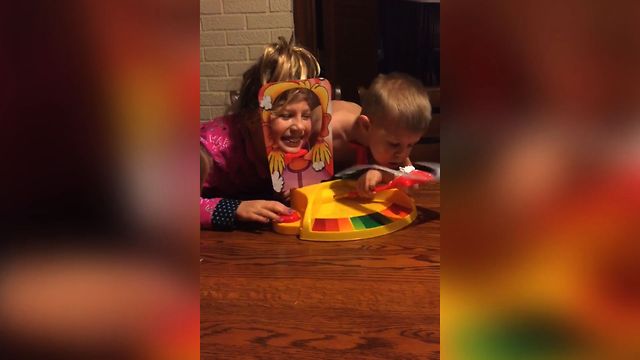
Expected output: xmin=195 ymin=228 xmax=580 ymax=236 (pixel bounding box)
xmin=273 ymin=179 xmax=418 ymax=241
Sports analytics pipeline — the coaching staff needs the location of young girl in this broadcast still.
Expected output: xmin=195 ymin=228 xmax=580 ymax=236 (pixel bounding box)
xmin=262 ymin=85 xmax=333 ymax=195
xmin=264 ymin=88 xmax=322 ymax=154
xmin=200 ymin=37 xmax=320 ymax=230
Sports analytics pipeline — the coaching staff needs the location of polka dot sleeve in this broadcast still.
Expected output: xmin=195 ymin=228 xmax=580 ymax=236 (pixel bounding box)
xmin=211 ymin=199 xmax=241 ymax=230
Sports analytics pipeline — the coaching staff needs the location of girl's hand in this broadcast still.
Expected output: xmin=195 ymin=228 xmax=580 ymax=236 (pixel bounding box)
xmin=236 ymin=200 xmax=292 ymax=223
xmin=356 ymin=169 xmax=384 ymax=199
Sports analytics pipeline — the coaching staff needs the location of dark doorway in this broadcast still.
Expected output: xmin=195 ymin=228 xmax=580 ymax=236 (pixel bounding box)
xmin=378 ymin=0 xmax=440 ymax=88
xmin=293 ymin=0 xmax=439 ymax=102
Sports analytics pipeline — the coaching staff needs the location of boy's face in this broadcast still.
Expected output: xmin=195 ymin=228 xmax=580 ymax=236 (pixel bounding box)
xmin=368 ymin=121 xmax=423 ymax=169
xmin=269 ymin=100 xmax=313 ymax=153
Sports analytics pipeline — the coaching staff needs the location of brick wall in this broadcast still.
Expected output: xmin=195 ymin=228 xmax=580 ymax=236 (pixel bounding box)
xmin=200 ymin=0 xmax=294 ymax=121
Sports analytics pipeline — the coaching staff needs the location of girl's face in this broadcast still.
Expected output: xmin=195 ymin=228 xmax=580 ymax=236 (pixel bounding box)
xmin=269 ymin=100 xmax=313 ymax=153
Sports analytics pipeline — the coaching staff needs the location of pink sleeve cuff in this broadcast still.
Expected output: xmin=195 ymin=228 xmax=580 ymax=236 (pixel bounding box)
xmin=200 ymin=197 xmax=221 ymax=230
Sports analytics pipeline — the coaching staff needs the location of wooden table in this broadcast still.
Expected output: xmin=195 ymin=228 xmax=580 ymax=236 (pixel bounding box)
xmin=201 ymin=183 xmax=440 ymax=359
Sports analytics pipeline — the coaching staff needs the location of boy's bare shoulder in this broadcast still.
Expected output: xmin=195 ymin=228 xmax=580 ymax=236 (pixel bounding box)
xmin=331 ymin=100 xmax=361 ymax=115
xmin=330 ymin=100 xmax=361 ymax=128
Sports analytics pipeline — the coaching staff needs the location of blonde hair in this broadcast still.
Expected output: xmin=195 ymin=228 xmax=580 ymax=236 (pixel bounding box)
xmin=229 ymin=37 xmax=320 ymax=121
xmin=359 ymin=72 xmax=432 ymax=133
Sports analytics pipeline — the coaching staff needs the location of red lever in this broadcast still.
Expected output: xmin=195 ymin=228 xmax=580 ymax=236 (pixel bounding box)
xmin=373 ymin=170 xmax=433 ymax=192
xmin=334 ymin=170 xmax=434 ymax=200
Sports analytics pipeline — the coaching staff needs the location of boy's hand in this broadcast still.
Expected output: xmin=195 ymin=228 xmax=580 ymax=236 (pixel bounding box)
xmin=236 ymin=200 xmax=292 ymax=223
xmin=356 ymin=169 xmax=384 ymax=199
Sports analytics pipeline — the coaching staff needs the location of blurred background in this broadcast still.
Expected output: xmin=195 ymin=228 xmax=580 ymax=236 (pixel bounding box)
xmin=1 ymin=1 xmax=199 ymax=358
xmin=442 ymin=0 xmax=640 ymax=359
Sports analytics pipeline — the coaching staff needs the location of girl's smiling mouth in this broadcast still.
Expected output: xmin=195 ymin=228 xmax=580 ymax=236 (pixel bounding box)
xmin=281 ymin=132 xmax=305 ymax=148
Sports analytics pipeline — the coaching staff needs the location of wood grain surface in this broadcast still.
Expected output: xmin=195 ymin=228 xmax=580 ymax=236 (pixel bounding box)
xmin=201 ymin=183 xmax=440 ymax=359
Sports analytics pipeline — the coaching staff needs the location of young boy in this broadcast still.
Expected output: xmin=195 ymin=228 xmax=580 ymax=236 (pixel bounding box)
xmin=330 ymin=72 xmax=432 ymax=198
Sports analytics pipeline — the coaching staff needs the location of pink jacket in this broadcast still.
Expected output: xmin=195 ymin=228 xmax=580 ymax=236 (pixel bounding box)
xmin=200 ymin=115 xmax=273 ymax=230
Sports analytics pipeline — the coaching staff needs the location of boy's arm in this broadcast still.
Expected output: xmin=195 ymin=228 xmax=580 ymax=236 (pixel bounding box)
xmin=356 ymin=169 xmax=396 ymax=198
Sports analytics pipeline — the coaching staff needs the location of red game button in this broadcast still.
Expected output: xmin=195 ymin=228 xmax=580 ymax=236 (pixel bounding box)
xmin=278 ymin=210 xmax=301 ymax=223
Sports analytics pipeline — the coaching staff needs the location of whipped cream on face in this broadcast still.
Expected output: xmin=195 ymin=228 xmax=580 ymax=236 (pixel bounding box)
xmin=399 ymin=165 xmax=415 ymax=174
